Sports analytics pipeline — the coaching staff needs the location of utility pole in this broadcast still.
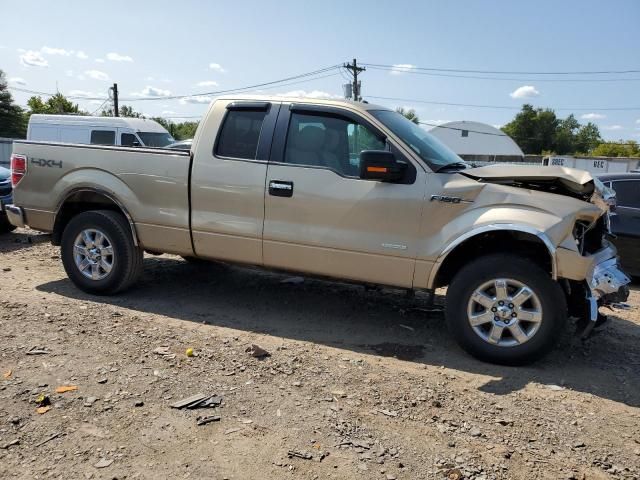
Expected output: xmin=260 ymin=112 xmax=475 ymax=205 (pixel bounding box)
xmin=343 ymin=58 xmax=365 ymax=101
xmin=111 ymin=83 xmax=119 ymax=116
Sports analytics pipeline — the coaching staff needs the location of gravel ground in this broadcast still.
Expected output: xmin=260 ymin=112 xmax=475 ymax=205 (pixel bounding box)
xmin=1 ymin=228 xmax=639 ymax=480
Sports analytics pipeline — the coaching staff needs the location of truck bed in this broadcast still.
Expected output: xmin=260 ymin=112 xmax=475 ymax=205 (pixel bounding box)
xmin=11 ymin=141 xmax=193 ymax=255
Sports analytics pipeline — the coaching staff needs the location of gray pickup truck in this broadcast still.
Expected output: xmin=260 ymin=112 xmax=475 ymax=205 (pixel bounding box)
xmin=6 ymin=95 xmax=630 ymax=364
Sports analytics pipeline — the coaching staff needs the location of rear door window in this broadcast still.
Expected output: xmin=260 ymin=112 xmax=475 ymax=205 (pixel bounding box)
xmin=612 ymin=180 xmax=640 ymax=208
xmin=215 ymin=109 xmax=267 ymax=160
xmin=90 ymin=130 xmax=116 ymax=145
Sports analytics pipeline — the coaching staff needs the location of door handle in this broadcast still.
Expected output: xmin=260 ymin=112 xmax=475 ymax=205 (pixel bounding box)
xmin=269 ymin=180 xmax=294 ymax=197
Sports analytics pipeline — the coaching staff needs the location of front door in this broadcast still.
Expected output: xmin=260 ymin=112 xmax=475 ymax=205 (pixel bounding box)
xmin=263 ymin=105 xmax=427 ymax=288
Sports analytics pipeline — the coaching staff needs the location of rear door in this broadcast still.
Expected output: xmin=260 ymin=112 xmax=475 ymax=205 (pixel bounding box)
xmin=263 ymin=104 xmax=427 ymax=288
xmin=190 ymin=101 xmax=280 ymax=265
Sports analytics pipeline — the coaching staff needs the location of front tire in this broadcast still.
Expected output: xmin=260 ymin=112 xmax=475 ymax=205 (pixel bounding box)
xmin=445 ymin=254 xmax=567 ymax=365
xmin=61 ymin=210 xmax=143 ymax=295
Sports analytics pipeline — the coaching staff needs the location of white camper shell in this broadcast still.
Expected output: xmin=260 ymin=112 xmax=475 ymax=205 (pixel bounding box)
xmin=27 ymin=115 xmax=175 ymax=148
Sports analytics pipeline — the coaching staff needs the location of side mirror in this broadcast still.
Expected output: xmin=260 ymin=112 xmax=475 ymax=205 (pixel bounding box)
xmin=359 ymin=150 xmax=407 ymax=182
xmin=132 ymin=141 xmax=141 ymax=147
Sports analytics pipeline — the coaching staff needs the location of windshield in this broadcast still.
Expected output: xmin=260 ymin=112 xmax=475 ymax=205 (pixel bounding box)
xmin=370 ymin=110 xmax=464 ymax=170
xmin=137 ymin=132 xmax=175 ymax=147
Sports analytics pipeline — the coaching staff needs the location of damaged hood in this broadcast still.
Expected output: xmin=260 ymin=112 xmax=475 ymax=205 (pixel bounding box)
xmin=459 ymin=164 xmax=617 ymax=206
xmin=462 ymin=164 xmax=594 ymax=194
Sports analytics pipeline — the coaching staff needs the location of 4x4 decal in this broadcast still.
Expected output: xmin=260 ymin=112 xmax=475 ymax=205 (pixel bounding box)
xmin=30 ymin=158 xmax=63 ymax=168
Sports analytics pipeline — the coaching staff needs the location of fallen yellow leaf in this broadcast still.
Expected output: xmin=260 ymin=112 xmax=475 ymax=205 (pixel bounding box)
xmin=36 ymin=406 xmax=51 ymax=414
xmin=3 ymin=370 xmax=11 ymax=379
xmin=55 ymin=385 xmax=78 ymax=394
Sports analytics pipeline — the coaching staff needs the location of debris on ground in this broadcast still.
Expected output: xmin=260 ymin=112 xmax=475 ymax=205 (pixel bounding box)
xmin=25 ymin=347 xmax=49 ymax=355
xmin=55 ymin=385 xmax=78 ymax=394
xmin=196 ymin=415 xmax=221 ymax=426
xmin=36 ymin=406 xmax=51 ymax=414
xmin=185 ymin=347 xmax=195 ymax=357
xmin=287 ymin=449 xmax=314 ymax=460
xmin=152 ymin=346 xmax=176 ymax=358
xmin=34 ymin=432 xmax=62 ymax=448
xmin=35 ymin=393 xmax=50 ymax=406
xmin=246 ymin=344 xmax=270 ymax=358
xmin=1 ymin=439 xmax=20 ymax=449
xmin=170 ymin=393 xmax=222 ymax=409
xmin=94 ymin=458 xmax=114 ymax=469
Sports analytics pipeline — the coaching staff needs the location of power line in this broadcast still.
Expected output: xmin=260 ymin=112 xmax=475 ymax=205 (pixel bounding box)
xmin=366 ymin=95 xmax=640 ymax=111
xmin=7 ymin=66 xmax=342 ymax=103
xmin=361 ymin=63 xmax=640 ymax=76
xmin=364 ymin=65 xmax=640 ymax=83
xmin=121 ymin=65 xmax=342 ymax=101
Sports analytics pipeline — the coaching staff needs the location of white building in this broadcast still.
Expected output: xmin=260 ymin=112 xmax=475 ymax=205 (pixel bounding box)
xmin=429 ymin=121 xmax=524 ymax=162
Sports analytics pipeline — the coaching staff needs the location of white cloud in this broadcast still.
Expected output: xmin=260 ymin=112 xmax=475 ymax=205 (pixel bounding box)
xmin=208 ymin=63 xmax=226 ymax=73
xmin=7 ymin=77 xmax=26 ymax=86
xmin=390 ymin=64 xmax=416 ymax=75
xmin=84 ymin=70 xmax=109 ymax=81
xmin=509 ymin=85 xmax=540 ymax=99
xmin=580 ymin=113 xmax=606 ymax=120
xmin=20 ymin=50 xmax=48 ymax=67
xmin=161 ymin=110 xmax=177 ymax=115
xmin=602 ymin=125 xmax=623 ymax=131
xmin=635 ymin=119 xmax=640 ymax=124
xmin=276 ymin=90 xmax=340 ymax=99
xmin=76 ymin=50 xmax=88 ymax=60
xmin=131 ymin=86 xmax=171 ymax=97
xmin=41 ymin=46 xmax=73 ymax=56
xmin=106 ymin=52 xmax=133 ymax=62
xmin=180 ymin=95 xmax=213 ymax=104
xmin=95 ymin=58 xmax=105 ymax=63
xmin=69 ymin=90 xmax=106 ymax=99
xmin=196 ymin=80 xmax=219 ymax=87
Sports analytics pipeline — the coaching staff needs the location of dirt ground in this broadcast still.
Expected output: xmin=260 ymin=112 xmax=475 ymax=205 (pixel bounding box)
xmin=1 ymin=228 xmax=639 ymax=480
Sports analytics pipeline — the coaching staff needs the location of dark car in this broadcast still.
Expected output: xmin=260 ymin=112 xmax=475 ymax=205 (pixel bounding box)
xmin=598 ymin=173 xmax=640 ymax=278
xmin=165 ymin=139 xmax=193 ymax=151
xmin=0 ymin=165 xmax=16 ymax=233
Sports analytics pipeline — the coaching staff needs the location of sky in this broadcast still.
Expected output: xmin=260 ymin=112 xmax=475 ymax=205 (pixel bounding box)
xmin=1 ymin=0 xmax=639 ymax=140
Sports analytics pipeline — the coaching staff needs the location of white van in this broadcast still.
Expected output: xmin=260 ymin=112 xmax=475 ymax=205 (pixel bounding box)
xmin=27 ymin=115 xmax=175 ymax=148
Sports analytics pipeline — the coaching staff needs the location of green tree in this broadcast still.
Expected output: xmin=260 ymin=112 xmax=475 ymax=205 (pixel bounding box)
xmin=152 ymin=117 xmax=199 ymax=140
xmin=396 ymin=107 xmax=419 ymax=124
xmin=27 ymin=93 xmax=83 ymax=115
xmin=553 ymin=114 xmax=580 ymax=155
xmin=0 ymin=70 xmax=27 ymax=138
xmin=101 ymin=104 xmax=144 ymax=118
xmin=574 ymin=122 xmax=602 ymax=153
xmin=591 ymin=140 xmax=640 ymax=157
xmin=502 ymin=105 xmax=602 ymax=155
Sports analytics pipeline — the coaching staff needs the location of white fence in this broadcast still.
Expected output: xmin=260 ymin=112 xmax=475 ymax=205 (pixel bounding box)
xmin=0 ymin=138 xmax=12 ymax=167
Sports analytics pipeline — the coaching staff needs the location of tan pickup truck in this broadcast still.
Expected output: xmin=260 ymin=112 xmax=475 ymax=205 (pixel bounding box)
xmin=6 ymin=95 xmax=630 ymax=364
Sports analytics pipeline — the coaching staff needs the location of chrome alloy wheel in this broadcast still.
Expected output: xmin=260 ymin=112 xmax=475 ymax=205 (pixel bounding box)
xmin=73 ymin=229 xmax=115 ymax=281
xmin=466 ymin=278 xmax=543 ymax=347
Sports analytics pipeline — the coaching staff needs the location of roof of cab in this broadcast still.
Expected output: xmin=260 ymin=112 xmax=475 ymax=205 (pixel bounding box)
xmin=28 ymin=114 xmax=169 ymax=133
xmin=215 ymin=94 xmax=391 ymax=113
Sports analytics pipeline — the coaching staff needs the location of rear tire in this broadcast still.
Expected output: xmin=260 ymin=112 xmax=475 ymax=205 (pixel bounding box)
xmin=445 ymin=254 xmax=566 ymax=365
xmin=61 ymin=210 xmax=143 ymax=295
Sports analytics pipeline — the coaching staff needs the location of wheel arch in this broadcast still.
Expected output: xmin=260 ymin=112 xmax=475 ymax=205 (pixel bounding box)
xmin=428 ymin=224 xmax=557 ymax=289
xmin=52 ymin=188 xmax=138 ymax=247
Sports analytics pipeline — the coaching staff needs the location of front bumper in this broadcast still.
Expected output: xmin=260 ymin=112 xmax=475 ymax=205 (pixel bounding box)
xmin=4 ymin=204 xmax=25 ymax=228
xmin=582 ymin=256 xmax=630 ymax=337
